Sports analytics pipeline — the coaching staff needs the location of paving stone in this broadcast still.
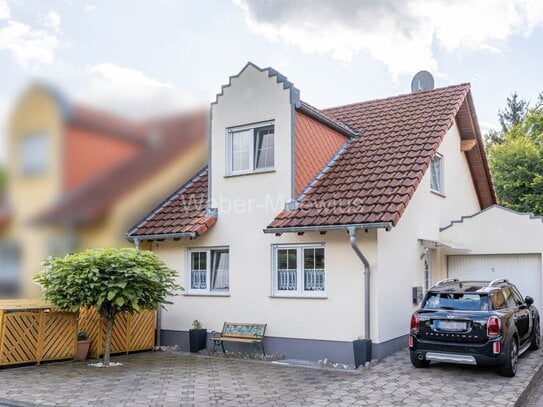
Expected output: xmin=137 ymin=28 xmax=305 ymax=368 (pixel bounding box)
xmin=0 ymin=348 xmax=541 ymax=406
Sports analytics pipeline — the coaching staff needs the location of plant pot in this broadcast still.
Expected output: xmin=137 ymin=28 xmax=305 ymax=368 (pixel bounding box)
xmin=189 ymin=329 xmax=207 ymax=353
xmin=75 ymin=340 xmax=91 ymax=361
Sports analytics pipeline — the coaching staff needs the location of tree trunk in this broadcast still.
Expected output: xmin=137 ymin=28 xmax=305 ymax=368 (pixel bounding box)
xmin=103 ymin=316 xmax=114 ymax=366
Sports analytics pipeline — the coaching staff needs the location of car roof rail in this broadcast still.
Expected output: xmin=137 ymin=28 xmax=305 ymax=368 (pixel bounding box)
xmin=489 ymin=278 xmax=509 ymax=287
xmin=435 ymin=278 xmax=459 ymax=286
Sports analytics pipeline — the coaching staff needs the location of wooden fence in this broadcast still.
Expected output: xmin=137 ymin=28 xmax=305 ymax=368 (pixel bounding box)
xmin=78 ymin=307 xmax=156 ymax=358
xmin=0 ymin=300 xmax=78 ymax=366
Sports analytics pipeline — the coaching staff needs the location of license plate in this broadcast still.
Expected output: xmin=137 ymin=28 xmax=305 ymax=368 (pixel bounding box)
xmin=435 ymin=320 xmax=467 ymax=331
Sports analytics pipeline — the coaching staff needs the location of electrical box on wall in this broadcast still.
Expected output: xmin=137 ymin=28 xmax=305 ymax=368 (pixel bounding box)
xmin=412 ymin=286 xmax=423 ymax=304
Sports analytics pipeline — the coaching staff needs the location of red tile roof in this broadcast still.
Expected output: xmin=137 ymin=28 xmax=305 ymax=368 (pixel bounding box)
xmin=34 ymin=109 xmax=207 ymax=225
xmin=127 ymin=168 xmax=215 ymax=238
xmin=268 ymin=84 xmax=496 ymax=230
xmin=294 ymin=110 xmax=348 ymax=197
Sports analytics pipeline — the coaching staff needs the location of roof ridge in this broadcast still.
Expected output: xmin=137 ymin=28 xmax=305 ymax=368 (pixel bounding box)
xmin=126 ymin=167 xmax=208 ymax=237
xmin=323 ymin=83 xmax=471 ymax=113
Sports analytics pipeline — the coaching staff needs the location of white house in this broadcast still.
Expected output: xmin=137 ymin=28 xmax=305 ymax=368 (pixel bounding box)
xmin=126 ymin=62 xmax=513 ymax=365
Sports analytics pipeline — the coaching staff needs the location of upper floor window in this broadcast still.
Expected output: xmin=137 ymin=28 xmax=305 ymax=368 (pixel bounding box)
xmin=227 ymin=122 xmax=274 ymax=175
xmin=187 ymin=247 xmax=229 ymax=295
xmin=272 ymin=244 xmax=326 ymax=297
xmin=430 ymin=154 xmax=444 ymax=194
xmin=20 ymin=134 xmax=48 ymax=176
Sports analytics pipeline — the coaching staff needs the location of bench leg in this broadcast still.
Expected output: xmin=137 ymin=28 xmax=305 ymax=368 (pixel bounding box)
xmin=221 ymin=341 xmax=226 ymax=354
xmin=261 ymin=342 xmax=266 ymax=356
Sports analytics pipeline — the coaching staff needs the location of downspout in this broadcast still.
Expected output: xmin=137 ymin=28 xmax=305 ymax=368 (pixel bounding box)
xmin=348 ymin=227 xmax=373 ymax=367
xmin=348 ymin=227 xmax=371 ymax=340
xmin=132 ymin=238 xmax=162 ymax=349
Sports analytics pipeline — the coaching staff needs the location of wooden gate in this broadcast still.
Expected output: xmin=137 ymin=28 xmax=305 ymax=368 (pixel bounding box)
xmin=78 ymin=307 xmax=156 ymax=358
xmin=0 ymin=300 xmax=78 ymax=366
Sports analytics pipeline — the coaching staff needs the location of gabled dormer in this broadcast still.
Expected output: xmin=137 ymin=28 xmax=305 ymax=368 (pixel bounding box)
xmin=209 ymin=63 xmax=301 ymax=212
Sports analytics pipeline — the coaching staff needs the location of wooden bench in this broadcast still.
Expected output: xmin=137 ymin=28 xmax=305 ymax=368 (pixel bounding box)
xmin=211 ymin=322 xmax=267 ymax=355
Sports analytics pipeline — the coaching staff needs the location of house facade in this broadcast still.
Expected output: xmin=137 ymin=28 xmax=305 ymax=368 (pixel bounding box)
xmin=127 ymin=62 xmax=499 ymax=364
xmin=0 ymin=85 xmax=207 ymax=298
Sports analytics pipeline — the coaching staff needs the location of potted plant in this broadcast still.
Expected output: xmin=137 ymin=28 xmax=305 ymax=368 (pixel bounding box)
xmin=75 ymin=330 xmax=91 ymax=361
xmin=189 ymin=319 xmax=207 ymax=353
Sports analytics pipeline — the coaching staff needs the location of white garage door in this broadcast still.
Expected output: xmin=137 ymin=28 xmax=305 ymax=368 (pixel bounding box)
xmin=448 ymin=254 xmax=542 ymax=310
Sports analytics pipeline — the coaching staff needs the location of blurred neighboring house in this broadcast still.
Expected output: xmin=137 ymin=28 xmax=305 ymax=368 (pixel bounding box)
xmin=0 ymin=84 xmax=207 ymax=298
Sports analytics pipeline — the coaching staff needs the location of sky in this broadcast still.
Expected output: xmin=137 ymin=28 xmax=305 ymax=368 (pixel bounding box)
xmin=1 ymin=0 xmax=543 ymax=161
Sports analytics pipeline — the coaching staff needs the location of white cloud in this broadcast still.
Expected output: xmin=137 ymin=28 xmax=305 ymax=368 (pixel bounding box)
xmin=234 ymin=0 xmax=543 ymax=78
xmin=42 ymin=10 xmax=61 ymax=33
xmin=0 ymin=0 xmax=10 ymax=20
xmin=82 ymin=63 xmax=198 ymax=119
xmin=0 ymin=21 xmax=59 ymax=67
xmin=85 ymin=4 xmax=96 ymax=13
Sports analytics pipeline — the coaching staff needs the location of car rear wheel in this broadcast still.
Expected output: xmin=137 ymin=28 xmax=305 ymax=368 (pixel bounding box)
xmin=498 ymin=338 xmax=518 ymax=377
xmin=410 ymin=351 xmax=430 ymax=368
xmin=530 ymin=319 xmax=541 ymax=350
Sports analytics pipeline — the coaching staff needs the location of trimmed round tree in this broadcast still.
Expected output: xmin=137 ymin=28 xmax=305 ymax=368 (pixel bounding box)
xmin=34 ymin=248 xmax=181 ymax=366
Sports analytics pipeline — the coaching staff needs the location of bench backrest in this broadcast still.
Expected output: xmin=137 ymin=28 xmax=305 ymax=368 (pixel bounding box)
xmin=221 ymin=322 xmax=266 ymax=338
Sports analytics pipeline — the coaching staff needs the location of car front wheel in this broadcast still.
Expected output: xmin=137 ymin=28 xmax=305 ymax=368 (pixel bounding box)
xmin=498 ymin=338 xmax=518 ymax=377
xmin=410 ymin=351 xmax=430 ymax=368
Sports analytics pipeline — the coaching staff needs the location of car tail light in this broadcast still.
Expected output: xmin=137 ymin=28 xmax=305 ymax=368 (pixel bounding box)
xmin=410 ymin=313 xmax=419 ymax=333
xmin=408 ymin=335 xmax=414 ymax=347
xmin=487 ymin=316 xmax=501 ymax=337
xmin=493 ymin=341 xmax=501 ymax=354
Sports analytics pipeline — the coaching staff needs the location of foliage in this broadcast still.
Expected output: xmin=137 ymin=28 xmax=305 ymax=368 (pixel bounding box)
xmin=498 ymin=92 xmax=529 ymax=133
xmin=192 ymin=319 xmax=203 ymax=330
xmin=78 ymin=330 xmax=89 ymax=341
xmin=489 ymin=93 xmax=543 ymax=215
xmin=34 ymin=248 xmax=182 ymax=365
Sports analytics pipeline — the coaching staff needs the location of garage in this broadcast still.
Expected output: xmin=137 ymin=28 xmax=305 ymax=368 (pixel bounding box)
xmin=448 ymin=254 xmax=542 ymax=310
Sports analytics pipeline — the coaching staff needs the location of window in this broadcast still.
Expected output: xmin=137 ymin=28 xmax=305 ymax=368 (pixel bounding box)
xmin=21 ymin=134 xmax=49 ymax=175
xmin=228 ymin=122 xmax=274 ymax=175
xmin=187 ymin=248 xmax=229 ymax=294
xmin=430 ymin=154 xmax=444 ymax=194
xmin=0 ymin=241 xmax=21 ymax=297
xmin=423 ymin=250 xmax=433 ymax=291
xmin=423 ymin=293 xmax=488 ymax=311
xmin=273 ymin=244 xmax=325 ymax=297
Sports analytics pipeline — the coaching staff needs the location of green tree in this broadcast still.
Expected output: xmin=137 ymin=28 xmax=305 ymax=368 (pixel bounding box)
xmin=489 ymin=93 xmax=543 ymax=214
xmin=34 ymin=248 xmax=181 ymax=366
xmin=499 ymin=92 xmax=529 ymax=133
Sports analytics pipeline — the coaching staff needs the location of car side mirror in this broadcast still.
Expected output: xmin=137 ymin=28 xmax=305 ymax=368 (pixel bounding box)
xmin=525 ymin=296 xmax=534 ymax=306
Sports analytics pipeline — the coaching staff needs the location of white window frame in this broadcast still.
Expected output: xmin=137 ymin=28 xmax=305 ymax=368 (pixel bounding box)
xmin=272 ymin=243 xmax=326 ymax=298
xmin=186 ymin=247 xmax=230 ymax=296
xmin=430 ymin=153 xmax=444 ymax=195
xmin=20 ymin=133 xmax=49 ymax=176
xmin=226 ymin=120 xmax=275 ymax=175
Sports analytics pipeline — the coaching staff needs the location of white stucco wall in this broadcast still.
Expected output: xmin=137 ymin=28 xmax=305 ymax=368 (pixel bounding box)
xmin=157 ymin=64 xmax=377 ymax=343
xmin=440 ymin=206 xmax=543 ymax=254
xmin=374 ymin=121 xmax=481 ymax=343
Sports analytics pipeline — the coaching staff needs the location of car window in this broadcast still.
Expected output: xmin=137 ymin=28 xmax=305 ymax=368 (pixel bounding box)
xmin=510 ymin=286 xmax=525 ymax=305
xmin=423 ymin=293 xmax=489 ymax=311
xmin=502 ymin=288 xmax=518 ymax=309
xmin=490 ymin=290 xmax=507 ymax=310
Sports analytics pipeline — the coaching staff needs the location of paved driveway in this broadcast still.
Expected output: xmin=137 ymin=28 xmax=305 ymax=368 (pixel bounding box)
xmin=0 ymin=348 xmax=541 ymax=407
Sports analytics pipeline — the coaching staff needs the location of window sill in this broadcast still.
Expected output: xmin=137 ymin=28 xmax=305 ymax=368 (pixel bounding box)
xmin=224 ymin=169 xmax=275 ymax=178
xmin=430 ymin=189 xmax=446 ymax=198
xmin=184 ymin=292 xmax=230 ymax=297
xmin=269 ymin=295 xmax=327 ymax=300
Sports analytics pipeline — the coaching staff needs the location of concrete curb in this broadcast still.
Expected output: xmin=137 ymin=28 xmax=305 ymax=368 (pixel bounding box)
xmin=513 ymin=352 xmax=543 ymax=407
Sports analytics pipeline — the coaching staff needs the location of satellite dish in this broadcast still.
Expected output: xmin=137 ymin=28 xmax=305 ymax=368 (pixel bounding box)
xmin=411 ymin=71 xmax=434 ymax=93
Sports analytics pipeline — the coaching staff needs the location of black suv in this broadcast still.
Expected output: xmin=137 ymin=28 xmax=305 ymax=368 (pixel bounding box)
xmin=409 ymin=278 xmax=540 ymax=376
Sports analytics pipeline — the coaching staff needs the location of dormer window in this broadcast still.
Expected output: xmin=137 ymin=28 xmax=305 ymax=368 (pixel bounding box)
xmin=430 ymin=154 xmax=444 ymax=194
xmin=20 ymin=133 xmax=48 ymax=176
xmin=227 ymin=121 xmax=274 ymax=175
